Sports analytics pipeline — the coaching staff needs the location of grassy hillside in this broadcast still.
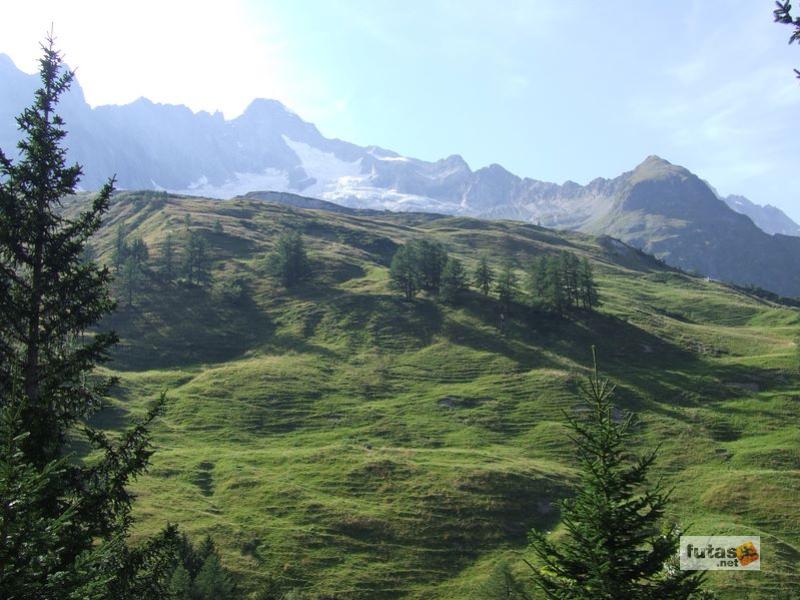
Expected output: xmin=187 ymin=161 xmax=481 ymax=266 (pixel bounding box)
xmin=76 ymin=191 xmax=800 ymax=598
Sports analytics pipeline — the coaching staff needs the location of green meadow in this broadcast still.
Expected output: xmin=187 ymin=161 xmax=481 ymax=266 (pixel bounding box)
xmin=81 ymin=192 xmax=799 ymax=598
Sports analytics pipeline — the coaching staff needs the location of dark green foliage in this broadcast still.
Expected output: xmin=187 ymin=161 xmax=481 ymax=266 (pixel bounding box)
xmin=473 ymin=255 xmax=494 ymax=296
xmin=774 ymin=1 xmax=800 ymax=79
xmin=0 ymin=37 xmax=178 ymax=597
xmin=119 ymin=237 xmax=149 ymax=306
xmin=213 ymin=219 xmax=224 ymax=234
xmin=194 ymin=554 xmax=237 ymax=599
xmin=526 ymin=252 xmax=598 ymax=314
xmin=167 ymin=534 xmax=238 ymax=600
xmin=214 ymin=276 xmax=249 ymax=306
xmin=265 ymin=231 xmax=311 ymax=288
xmin=183 ymin=229 xmax=211 ymax=286
xmin=160 ymin=232 xmax=176 ymax=281
xmin=478 ymin=561 xmax=530 ymax=599
xmin=389 ymin=244 xmax=420 ymax=300
xmin=409 ymin=239 xmax=448 ymax=294
xmin=527 ymin=350 xmax=706 ymax=599
xmin=440 ymin=257 xmax=468 ymax=304
xmin=578 ymin=257 xmax=598 ymax=310
xmin=113 ymin=224 xmax=128 ymax=273
xmin=495 ymin=261 xmax=518 ymax=316
xmin=389 ymin=239 xmax=449 ymax=299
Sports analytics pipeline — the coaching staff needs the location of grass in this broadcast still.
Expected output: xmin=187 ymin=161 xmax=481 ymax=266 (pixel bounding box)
xmin=72 ymin=191 xmax=800 ymax=598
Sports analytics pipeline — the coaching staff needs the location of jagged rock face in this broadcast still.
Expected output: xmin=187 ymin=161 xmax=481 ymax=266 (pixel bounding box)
xmin=724 ymin=194 xmax=800 ymax=237
xmin=2 ymin=54 xmax=799 ymax=295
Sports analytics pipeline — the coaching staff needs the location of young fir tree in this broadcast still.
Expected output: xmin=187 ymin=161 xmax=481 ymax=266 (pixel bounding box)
xmin=389 ymin=244 xmax=420 ymax=300
xmin=478 ymin=560 xmax=530 ymax=599
xmin=440 ymin=257 xmax=468 ymax=304
xmin=0 ymin=36 xmax=177 ymax=596
xmin=474 ymin=254 xmax=494 ymax=296
xmin=527 ymin=349 xmax=706 ymax=599
xmin=167 ymin=534 xmax=238 ymax=600
xmin=265 ymin=231 xmax=311 ymax=288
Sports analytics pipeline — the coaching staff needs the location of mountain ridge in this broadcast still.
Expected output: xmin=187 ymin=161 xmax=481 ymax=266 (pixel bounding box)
xmin=2 ymin=53 xmax=800 ymax=295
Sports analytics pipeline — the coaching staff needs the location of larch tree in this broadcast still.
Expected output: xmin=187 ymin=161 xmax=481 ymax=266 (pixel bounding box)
xmin=440 ymin=256 xmax=468 ymax=304
xmin=390 ymin=244 xmax=420 ymax=300
xmin=474 ymin=254 xmax=494 ymax=296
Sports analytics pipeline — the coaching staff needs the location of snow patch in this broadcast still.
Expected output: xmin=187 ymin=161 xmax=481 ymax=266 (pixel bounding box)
xmin=172 ymin=169 xmax=290 ymax=199
xmin=282 ymin=135 xmax=362 ymax=194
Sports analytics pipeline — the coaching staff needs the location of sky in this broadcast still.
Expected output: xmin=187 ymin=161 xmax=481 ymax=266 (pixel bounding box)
xmin=2 ymin=1 xmax=799 ymax=219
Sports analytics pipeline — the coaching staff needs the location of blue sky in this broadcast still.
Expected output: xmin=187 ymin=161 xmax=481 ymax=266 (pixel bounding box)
xmin=3 ymin=1 xmax=799 ymax=218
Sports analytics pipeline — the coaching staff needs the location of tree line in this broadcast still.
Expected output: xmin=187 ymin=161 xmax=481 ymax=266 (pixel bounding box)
xmin=109 ymin=215 xmax=219 ymax=306
xmin=389 ymin=239 xmax=599 ymax=314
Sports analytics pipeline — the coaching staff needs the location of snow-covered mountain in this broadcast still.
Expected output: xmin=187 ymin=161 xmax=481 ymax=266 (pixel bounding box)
xmin=4 ymin=53 xmax=800 ymax=295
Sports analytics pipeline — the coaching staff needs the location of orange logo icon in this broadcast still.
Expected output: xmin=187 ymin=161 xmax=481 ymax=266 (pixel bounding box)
xmin=735 ymin=541 xmax=759 ymax=567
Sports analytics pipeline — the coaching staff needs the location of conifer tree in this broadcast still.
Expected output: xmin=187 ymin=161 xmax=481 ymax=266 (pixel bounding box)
xmin=440 ymin=257 xmax=468 ymax=304
xmin=561 ymin=252 xmax=580 ymax=307
xmin=579 ymin=257 xmax=599 ymax=310
xmin=527 ymin=349 xmax=705 ymax=599
xmin=265 ymin=231 xmax=311 ymax=288
xmin=409 ymin=239 xmax=448 ymax=294
xmin=774 ymin=1 xmax=800 ymax=79
xmin=119 ymin=237 xmax=149 ymax=306
xmin=545 ymin=258 xmax=565 ymax=315
xmin=474 ymin=255 xmax=494 ymax=296
xmin=525 ymin=256 xmax=549 ymax=306
xmin=495 ymin=261 xmax=518 ymax=315
xmin=112 ymin=223 xmax=129 ymax=274
xmin=161 ymin=231 xmax=175 ymax=281
xmin=0 ymin=36 xmax=177 ymax=596
xmin=183 ymin=229 xmax=211 ymax=286
xmin=390 ymin=244 xmax=420 ymax=300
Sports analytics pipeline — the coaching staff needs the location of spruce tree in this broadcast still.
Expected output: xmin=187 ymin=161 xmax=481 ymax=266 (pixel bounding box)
xmin=474 ymin=255 xmax=494 ymax=296
xmin=774 ymin=1 xmax=800 ymax=79
xmin=0 ymin=36 xmax=177 ymax=596
xmin=389 ymin=244 xmax=419 ymax=300
xmin=527 ymin=350 xmax=706 ymax=599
